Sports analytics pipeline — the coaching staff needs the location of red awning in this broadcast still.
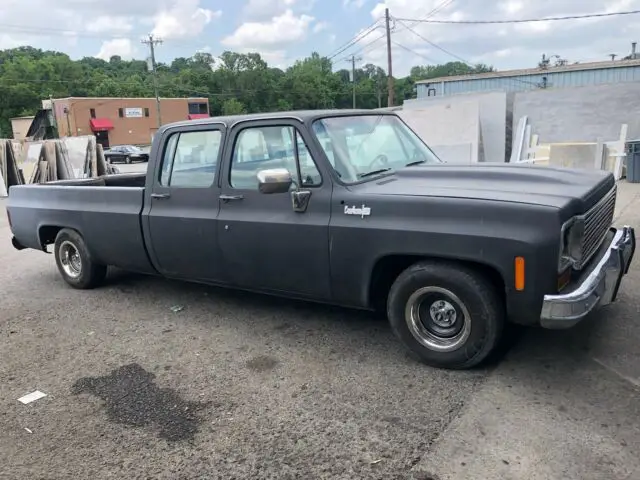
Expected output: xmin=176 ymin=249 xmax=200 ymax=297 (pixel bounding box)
xmin=188 ymin=114 xmax=209 ymax=120
xmin=89 ymin=118 xmax=114 ymax=132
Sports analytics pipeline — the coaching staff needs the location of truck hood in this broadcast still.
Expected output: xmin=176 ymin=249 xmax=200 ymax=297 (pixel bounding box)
xmin=351 ymin=162 xmax=615 ymax=213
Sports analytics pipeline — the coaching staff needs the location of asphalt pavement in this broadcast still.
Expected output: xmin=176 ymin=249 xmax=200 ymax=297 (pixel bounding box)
xmin=1 ymin=176 xmax=639 ymax=480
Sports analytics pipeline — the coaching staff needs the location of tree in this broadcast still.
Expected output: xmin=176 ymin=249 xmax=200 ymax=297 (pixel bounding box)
xmin=222 ymin=98 xmax=246 ymax=115
xmin=0 ymin=45 xmax=495 ymax=135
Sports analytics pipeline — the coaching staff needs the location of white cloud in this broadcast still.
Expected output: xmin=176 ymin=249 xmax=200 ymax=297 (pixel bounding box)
xmin=86 ymin=15 xmax=134 ymax=34
xmin=243 ymin=0 xmax=296 ymax=20
xmin=96 ymin=38 xmax=135 ymax=60
xmin=222 ymin=10 xmax=314 ymax=50
xmin=499 ymin=1 xmax=524 ymax=14
xmin=313 ymin=21 xmax=329 ymax=33
xmin=152 ymin=0 xmax=221 ymax=39
xmin=344 ymin=0 xmax=367 ymax=8
xmin=242 ymin=0 xmax=315 ymax=20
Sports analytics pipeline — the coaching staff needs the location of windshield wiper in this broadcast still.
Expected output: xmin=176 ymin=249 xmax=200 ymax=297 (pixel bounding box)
xmin=405 ymin=160 xmax=425 ymax=167
xmin=357 ymin=168 xmax=392 ymax=179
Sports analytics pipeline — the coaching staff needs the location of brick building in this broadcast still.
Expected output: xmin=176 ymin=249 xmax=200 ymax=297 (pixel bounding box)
xmin=44 ymin=97 xmax=210 ymax=147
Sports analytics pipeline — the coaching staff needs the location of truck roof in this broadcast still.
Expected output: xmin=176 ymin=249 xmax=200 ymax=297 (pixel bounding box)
xmin=161 ymin=109 xmax=392 ymax=132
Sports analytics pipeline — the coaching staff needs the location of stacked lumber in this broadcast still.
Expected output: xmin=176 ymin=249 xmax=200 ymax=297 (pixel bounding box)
xmin=0 ymin=136 xmax=110 ymax=197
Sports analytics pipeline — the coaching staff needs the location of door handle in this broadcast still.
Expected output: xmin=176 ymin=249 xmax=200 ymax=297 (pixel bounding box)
xmin=219 ymin=194 xmax=244 ymax=202
xmin=151 ymin=193 xmax=171 ymax=199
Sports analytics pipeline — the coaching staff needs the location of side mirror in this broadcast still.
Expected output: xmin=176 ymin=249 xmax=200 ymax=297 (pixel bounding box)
xmin=257 ymin=168 xmax=292 ymax=194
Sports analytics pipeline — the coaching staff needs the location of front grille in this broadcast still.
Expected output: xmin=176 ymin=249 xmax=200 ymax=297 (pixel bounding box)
xmin=575 ymin=186 xmax=617 ymax=269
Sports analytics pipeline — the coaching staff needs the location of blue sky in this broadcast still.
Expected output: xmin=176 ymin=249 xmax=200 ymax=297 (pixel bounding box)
xmin=1 ymin=0 xmax=640 ymax=76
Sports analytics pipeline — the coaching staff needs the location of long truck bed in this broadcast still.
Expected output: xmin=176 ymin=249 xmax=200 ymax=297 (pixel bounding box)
xmin=7 ymin=173 xmax=155 ymax=274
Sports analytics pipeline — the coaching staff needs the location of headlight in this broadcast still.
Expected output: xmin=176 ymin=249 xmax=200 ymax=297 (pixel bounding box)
xmin=558 ymin=216 xmax=585 ymax=270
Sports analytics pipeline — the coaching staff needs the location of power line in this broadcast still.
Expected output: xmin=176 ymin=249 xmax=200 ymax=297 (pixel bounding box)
xmin=391 ymin=40 xmax=439 ymax=64
xmin=395 ymin=9 xmax=640 ymax=24
xmin=326 ymin=19 xmax=382 ymax=60
xmin=335 ymin=0 xmax=456 ymax=63
xmin=395 ymin=20 xmax=469 ymax=65
xmin=335 ymin=32 xmax=386 ymax=62
xmin=396 ymin=19 xmax=540 ymax=87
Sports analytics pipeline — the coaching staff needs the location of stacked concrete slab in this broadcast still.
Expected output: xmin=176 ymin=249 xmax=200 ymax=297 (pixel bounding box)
xmin=401 ymin=91 xmax=510 ymax=164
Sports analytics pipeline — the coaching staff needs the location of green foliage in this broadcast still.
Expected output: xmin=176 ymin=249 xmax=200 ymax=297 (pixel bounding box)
xmin=0 ymin=46 xmax=494 ymax=136
xmin=222 ymin=98 xmax=246 ymax=115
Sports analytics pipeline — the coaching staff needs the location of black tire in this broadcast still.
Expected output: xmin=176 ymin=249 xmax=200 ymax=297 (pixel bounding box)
xmin=125 ymin=155 xmax=132 ymax=164
xmin=387 ymin=260 xmax=504 ymax=370
xmin=53 ymin=228 xmax=107 ymax=289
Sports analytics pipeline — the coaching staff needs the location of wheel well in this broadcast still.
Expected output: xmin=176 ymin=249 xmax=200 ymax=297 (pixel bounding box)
xmin=368 ymin=255 xmax=506 ymax=312
xmin=38 ymin=225 xmax=64 ymax=250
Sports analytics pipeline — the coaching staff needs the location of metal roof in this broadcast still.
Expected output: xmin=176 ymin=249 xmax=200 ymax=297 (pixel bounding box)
xmin=161 ymin=109 xmax=385 ymax=131
xmin=415 ymin=58 xmax=640 ymax=84
xmin=48 ymin=96 xmax=209 ymax=101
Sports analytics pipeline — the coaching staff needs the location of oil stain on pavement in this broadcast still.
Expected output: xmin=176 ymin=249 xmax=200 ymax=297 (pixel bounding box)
xmin=71 ymin=363 xmax=209 ymax=442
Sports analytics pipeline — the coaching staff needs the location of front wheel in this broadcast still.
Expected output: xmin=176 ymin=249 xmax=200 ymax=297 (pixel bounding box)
xmin=387 ymin=261 xmax=504 ymax=370
xmin=54 ymin=229 xmax=107 ymax=289
xmin=125 ymin=155 xmax=132 ymax=164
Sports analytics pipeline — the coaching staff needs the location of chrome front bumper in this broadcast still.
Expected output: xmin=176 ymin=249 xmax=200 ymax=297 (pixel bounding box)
xmin=540 ymin=226 xmax=636 ymax=329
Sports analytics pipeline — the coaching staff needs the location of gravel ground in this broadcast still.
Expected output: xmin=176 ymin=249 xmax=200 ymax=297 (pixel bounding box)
xmin=0 ymin=206 xmax=487 ymax=479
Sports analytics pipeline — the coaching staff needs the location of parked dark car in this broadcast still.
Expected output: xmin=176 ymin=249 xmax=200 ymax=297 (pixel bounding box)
xmin=5 ymin=110 xmax=636 ymax=369
xmin=104 ymin=145 xmax=149 ymax=164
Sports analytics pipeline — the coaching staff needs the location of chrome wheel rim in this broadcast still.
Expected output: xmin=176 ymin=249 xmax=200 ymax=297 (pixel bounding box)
xmin=405 ymin=286 xmax=471 ymax=352
xmin=59 ymin=240 xmax=82 ymax=278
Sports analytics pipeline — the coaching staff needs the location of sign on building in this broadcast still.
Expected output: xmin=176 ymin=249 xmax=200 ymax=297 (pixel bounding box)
xmin=125 ymin=108 xmax=143 ymax=118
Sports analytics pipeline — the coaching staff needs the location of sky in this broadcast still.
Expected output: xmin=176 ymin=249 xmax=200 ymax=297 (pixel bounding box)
xmin=1 ymin=0 xmax=640 ymax=76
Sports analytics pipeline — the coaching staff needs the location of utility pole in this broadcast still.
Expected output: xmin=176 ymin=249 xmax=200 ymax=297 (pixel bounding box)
xmin=142 ymin=34 xmax=163 ymax=128
xmin=385 ymin=8 xmax=394 ymax=107
xmin=347 ymin=54 xmax=362 ymax=109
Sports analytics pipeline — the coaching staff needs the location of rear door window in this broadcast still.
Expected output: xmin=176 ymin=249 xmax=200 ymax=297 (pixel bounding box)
xmin=159 ymin=130 xmax=222 ymax=188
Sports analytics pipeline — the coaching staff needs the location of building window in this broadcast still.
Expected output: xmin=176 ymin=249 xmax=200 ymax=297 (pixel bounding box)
xmin=144 ymin=108 xmax=150 ymax=117
xmin=89 ymin=108 xmax=96 ymax=118
xmin=118 ymin=108 xmax=124 ymax=118
xmin=188 ymin=102 xmax=209 ymax=115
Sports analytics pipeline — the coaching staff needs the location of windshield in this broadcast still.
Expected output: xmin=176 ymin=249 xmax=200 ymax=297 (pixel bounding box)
xmin=311 ymin=114 xmax=442 ymax=183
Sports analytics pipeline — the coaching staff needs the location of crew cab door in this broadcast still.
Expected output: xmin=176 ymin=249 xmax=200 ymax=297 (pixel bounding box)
xmin=143 ymin=123 xmax=224 ymax=281
xmin=217 ymin=119 xmax=332 ymax=299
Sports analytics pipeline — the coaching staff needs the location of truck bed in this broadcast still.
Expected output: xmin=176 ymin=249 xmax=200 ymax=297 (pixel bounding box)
xmin=7 ymin=173 xmax=155 ymax=274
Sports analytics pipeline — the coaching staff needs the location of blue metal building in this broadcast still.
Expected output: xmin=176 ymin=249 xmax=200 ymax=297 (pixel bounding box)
xmin=415 ymin=58 xmax=640 ymax=100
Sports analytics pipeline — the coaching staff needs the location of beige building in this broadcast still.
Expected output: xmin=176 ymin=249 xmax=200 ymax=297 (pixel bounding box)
xmin=45 ymin=97 xmax=210 ymax=147
xmin=10 ymin=116 xmax=35 ymax=140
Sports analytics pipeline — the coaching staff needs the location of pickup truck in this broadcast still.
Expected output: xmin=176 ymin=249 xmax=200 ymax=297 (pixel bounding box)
xmin=6 ymin=109 xmax=636 ymax=369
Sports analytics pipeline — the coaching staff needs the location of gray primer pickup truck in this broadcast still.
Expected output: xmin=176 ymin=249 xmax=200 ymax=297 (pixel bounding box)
xmin=6 ymin=110 xmax=637 ymax=369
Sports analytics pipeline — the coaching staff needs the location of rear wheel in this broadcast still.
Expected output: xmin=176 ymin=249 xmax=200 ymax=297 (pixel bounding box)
xmin=125 ymin=155 xmax=132 ymax=164
xmin=54 ymin=229 xmax=107 ymax=289
xmin=387 ymin=260 xmax=504 ymax=370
